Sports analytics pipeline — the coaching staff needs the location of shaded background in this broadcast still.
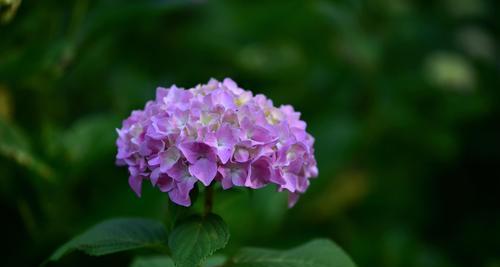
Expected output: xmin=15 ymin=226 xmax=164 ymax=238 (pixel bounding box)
xmin=1 ymin=0 xmax=499 ymax=266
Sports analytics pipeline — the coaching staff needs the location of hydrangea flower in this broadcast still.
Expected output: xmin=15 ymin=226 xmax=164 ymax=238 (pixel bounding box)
xmin=116 ymin=78 xmax=318 ymax=207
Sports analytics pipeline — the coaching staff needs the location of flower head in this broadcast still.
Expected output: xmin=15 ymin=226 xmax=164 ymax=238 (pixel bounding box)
xmin=116 ymin=78 xmax=318 ymax=207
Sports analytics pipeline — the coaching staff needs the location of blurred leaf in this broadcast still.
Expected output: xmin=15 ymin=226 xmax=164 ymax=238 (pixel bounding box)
xmin=456 ymin=27 xmax=495 ymax=61
xmin=61 ymin=114 xmax=119 ymax=167
xmin=0 ymin=0 xmax=21 ymax=24
xmin=251 ymin=185 xmax=287 ymax=227
xmin=425 ymin=52 xmax=475 ymax=92
xmin=204 ymin=255 xmax=227 ymax=267
xmin=83 ymin=0 xmax=197 ymax=38
xmin=168 ymin=213 xmax=230 ymax=267
xmin=164 ymin=197 xmax=191 ymax=231
xmin=130 ymin=256 xmax=175 ymax=267
xmin=130 ymin=255 xmax=227 ymax=267
xmin=227 ymin=239 xmax=356 ymax=267
xmin=49 ymin=218 xmax=168 ymax=262
xmin=306 ymin=170 xmax=369 ymax=221
xmin=0 ymin=118 xmax=54 ymax=180
xmin=443 ymin=0 xmax=485 ymax=17
xmin=0 ymin=85 xmax=12 ymax=119
xmin=109 ymin=66 xmax=157 ymax=113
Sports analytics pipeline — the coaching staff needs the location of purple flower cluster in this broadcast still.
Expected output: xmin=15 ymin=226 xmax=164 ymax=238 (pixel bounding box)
xmin=116 ymin=78 xmax=318 ymax=207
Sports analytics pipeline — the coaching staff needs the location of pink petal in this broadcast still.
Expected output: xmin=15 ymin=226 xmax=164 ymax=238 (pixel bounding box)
xmin=246 ymin=157 xmax=271 ymax=189
xmin=166 ymin=160 xmax=189 ymax=181
xmin=128 ymin=176 xmax=143 ymax=197
xmin=188 ymin=158 xmax=217 ymax=186
xmin=217 ymin=146 xmax=233 ymax=164
xmin=168 ymin=178 xmax=196 ymax=206
xmin=288 ymin=192 xmax=300 ymax=208
xmin=160 ymin=146 xmax=181 ymax=172
xmin=178 ymin=141 xmax=216 ymax=164
xmin=234 ymin=147 xmax=249 ymax=162
xmin=150 ymin=168 xmax=161 ymax=186
xmin=212 ymin=90 xmax=236 ymax=110
xmin=157 ymin=175 xmax=175 ymax=192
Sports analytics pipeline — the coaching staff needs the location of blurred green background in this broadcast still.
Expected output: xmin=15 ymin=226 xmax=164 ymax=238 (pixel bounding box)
xmin=1 ymin=0 xmax=499 ymax=266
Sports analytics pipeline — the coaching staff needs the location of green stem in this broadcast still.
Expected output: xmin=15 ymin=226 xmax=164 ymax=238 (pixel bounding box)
xmin=204 ymin=183 xmax=214 ymax=216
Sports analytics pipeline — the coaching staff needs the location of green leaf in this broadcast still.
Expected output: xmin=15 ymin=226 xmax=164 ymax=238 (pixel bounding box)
xmin=226 ymin=239 xmax=356 ymax=267
xmin=83 ymin=0 xmax=197 ymax=39
xmin=61 ymin=114 xmax=119 ymax=168
xmin=204 ymin=255 xmax=227 ymax=267
xmin=0 ymin=0 xmax=21 ymax=24
xmin=0 ymin=118 xmax=54 ymax=180
xmin=168 ymin=213 xmax=230 ymax=267
xmin=131 ymin=256 xmax=175 ymax=267
xmin=130 ymin=255 xmax=226 ymax=267
xmin=49 ymin=218 xmax=168 ymax=261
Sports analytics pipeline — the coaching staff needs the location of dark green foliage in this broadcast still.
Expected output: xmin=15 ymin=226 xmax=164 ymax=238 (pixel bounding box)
xmin=130 ymin=256 xmax=175 ymax=267
xmin=128 ymin=239 xmax=356 ymax=267
xmin=49 ymin=218 xmax=168 ymax=261
xmin=0 ymin=118 xmax=53 ymax=180
xmin=48 ymin=214 xmax=356 ymax=267
xmin=1 ymin=0 xmax=499 ymax=266
xmin=168 ymin=214 xmax=230 ymax=267
xmin=227 ymin=239 xmax=355 ymax=267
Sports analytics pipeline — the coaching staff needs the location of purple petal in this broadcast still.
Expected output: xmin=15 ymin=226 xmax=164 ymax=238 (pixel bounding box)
xmin=178 ymin=141 xmax=216 ymax=164
xmin=220 ymin=176 xmax=233 ymax=190
xmin=166 ymin=160 xmax=190 ymax=181
xmin=188 ymin=158 xmax=217 ymax=186
xmin=281 ymin=172 xmax=298 ymax=192
xmin=291 ymin=127 xmax=307 ymax=142
xmin=222 ymin=78 xmax=240 ymax=93
xmin=307 ymin=164 xmax=319 ymax=177
xmin=296 ymin=174 xmax=310 ymax=193
xmin=233 ymin=146 xmax=250 ymax=162
xmin=240 ymin=117 xmax=275 ymax=144
xmin=148 ymin=155 xmax=161 ymax=166
xmin=168 ymin=178 xmax=197 ymax=206
xmin=249 ymin=126 xmax=273 ymax=143
xmin=288 ymin=192 xmax=300 ymax=208
xmin=128 ymin=176 xmax=143 ymax=197
xmin=231 ymin=166 xmax=248 ymax=186
xmin=155 ymin=87 xmax=169 ymax=101
xmin=217 ymin=146 xmax=234 ymax=164
xmin=160 ymin=146 xmax=181 ymax=172
xmin=150 ymin=168 xmax=161 ymax=185
xmin=157 ymin=174 xmax=175 ymax=192
xmin=216 ymin=124 xmax=237 ymax=146
xmin=163 ymin=86 xmax=192 ymax=111
xmin=149 ymin=114 xmax=171 ymax=139
xmin=168 ymin=188 xmax=190 ymax=207
xmin=285 ymin=158 xmax=304 ymax=175
xmin=212 ymin=90 xmax=236 ymax=110
xmin=246 ymin=157 xmax=271 ymax=189
xmin=270 ymin=168 xmax=286 ymax=186
xmin=202 ymin=132 xmax=218 ymax=147
xmin=218 ymin=162 xmax=248 ymax=188
xmin=128 ymin=166 xmax=141 ymax=176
